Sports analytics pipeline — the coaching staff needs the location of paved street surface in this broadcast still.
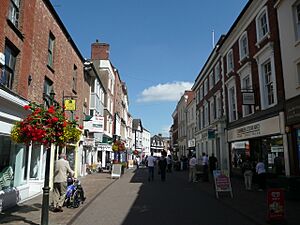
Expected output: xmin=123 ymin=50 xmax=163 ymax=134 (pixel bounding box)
xmin=1 ymin=168 xmax=299 ymax=225
xmin=70 ymin=168 xmax=299 ymax=225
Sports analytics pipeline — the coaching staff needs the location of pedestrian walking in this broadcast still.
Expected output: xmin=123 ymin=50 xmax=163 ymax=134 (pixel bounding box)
xmin=53 ymin=153 xmax=74 ymax=212
xmin=158 ymin=155 xmax=167 ymax=181
xmin=209 ymin=153 xmax=218 ymax=173
xmin=255 ymin=159 xmax=266 ymax=191
xmin=202 ymin=153 xmax=209 ymax=182
xmin=167 ymin=155 xmax=173 ymax=172
xmin=189 ymin=154 xmax=197 ymax=182
xmin=147 ymin=152 xmax=156 ymax=182
xmin=242 ymin=157 xmax=253 ymax=190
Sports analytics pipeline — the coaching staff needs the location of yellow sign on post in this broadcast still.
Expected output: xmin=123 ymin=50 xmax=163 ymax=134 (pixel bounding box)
xmin=64 ymin=99 xmax=76 ymax=111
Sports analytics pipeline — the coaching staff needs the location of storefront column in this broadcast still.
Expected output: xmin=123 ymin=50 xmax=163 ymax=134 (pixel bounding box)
xmin=280 ymin=112 xmax=290 ymax=176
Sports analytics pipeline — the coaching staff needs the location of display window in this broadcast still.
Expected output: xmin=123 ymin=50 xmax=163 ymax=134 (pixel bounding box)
xmin=0 ymin=135 xmax=28 ymax=191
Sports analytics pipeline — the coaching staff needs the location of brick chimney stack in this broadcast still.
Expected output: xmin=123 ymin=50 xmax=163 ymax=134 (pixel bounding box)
xmin=91 ymin=39 xmax=110 ymax=60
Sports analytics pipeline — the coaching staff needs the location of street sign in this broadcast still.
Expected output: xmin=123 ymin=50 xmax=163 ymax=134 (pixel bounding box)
xmin=213 ymin=170 xmax=233 ymax=198
xmin=267 ymin=188 xmax=285 ymax=222
xmin=111 ymin=164 xmax=122 ymax=179
xmin=64 ymin=99 xmax=76 ymax=111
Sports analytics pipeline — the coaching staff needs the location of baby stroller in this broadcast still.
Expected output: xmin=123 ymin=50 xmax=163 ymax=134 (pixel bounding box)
xmin=64 ymin=177 xmax=85 ymax=208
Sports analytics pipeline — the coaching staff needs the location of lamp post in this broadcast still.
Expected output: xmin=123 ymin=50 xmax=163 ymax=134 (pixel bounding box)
xmin=41 ymin=89 xmax=56 ymax=225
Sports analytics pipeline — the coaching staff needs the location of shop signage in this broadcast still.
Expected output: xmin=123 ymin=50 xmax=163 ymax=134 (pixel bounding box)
xmin=97 ymin=144 xmax=112 ymax=152
xmin=227 ymin=116 xmax=280 ymax=142
xmin=84 ymin=116 xmax=104 ymax=133
xmin=111 ymin=164 xmax=122 ymax=178
xmin=64 ymin=99 xmax=76 ymax=111
xmin=242 ymin=92 xmax=255 ymax=105
xmin=188 ymin=139 xmax=195 ymax=148
xmin=286 ymin=97 xmax=300 ymax=125
xmin=213 ymin=170 xmax=233 ymax=199
xmin=267 ymin=188 xmax=285 ymax=221
xmin=83 ymin=138 xmax=95 ymax=147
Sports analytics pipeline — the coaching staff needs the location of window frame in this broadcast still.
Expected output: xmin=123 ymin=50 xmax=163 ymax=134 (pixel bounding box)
xmin=262 ymin=60 xmax=275 ymax=107
xmin=256 ymin=6 xmax=270 ymax=44
xmin=241 ymin=75 xmax=254 ymax=117
xmin=239 ymin=32 xmax=249 ymax=61
xmin=209 ymin=71 xmax=214 ymax=90
xmin=214 ymin=62 xmax=220 ymax=83
xmin=226 ymin=49 xmax=234 ymax=74
xmin=204 ymin=79 xmax=208 ymax=96
xmin=8 ymin=0 xmax=20 ymax=28
xmin=72 ymin=64 xmax=78 ymax=93
xmin=48 ymin=33 xmax=55 ymax=68
xmin=293 ymin=1 xmax=300 ymax=41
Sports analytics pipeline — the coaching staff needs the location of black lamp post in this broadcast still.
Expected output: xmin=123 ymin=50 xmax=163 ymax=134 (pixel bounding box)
xmin=41 ymin=89 xmax=56 ymax=225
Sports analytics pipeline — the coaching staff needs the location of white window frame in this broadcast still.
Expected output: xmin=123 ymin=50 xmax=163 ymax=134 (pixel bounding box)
xmin=209 ymin=97 xmax=215 ymax=123
xmin=293 ymin=1 xmax=300 ymax=41
xmin=239 ymin=31 xmax=249 ymax=61
xmin=200 ymin=85 xmax=204 ymax=100
xmin=200 ymin=107 xmax=204 ymax=129
xmin=226 ymin=49 xmax=234 ymax=74
xmin=204 ymin=102 xmax=209 ymax=127
xmin=256 ymin=6 xmax=270 ymax=44
xmin=8 ymin=0 xmax=20 ymax=28
xmin=209 ymin=71 xmax=214 ymax=90
xmin=241 ymin=75 xmax=254 ymax=117
xmin=215 ymin=92 xmax=222 ymax=119
xmin=204 ymin=79 xmax=208 ymax=96
xmin=214 ymin=62 xmax=220 ymax=83
xmin=226 ymin=78 xmax=237 ymax=122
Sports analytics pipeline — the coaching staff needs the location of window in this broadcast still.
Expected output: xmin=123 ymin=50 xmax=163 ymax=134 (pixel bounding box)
xmin=200 ymin=107 xmax=204 ymax=129
xmin=216 ymin=95 xmax=222 ymax=119
xmin=256 ymin=7 xmax=269 ymax=42
xmin=200 ymin=85 xmax=203 ymax=100
xmin=1 ymin=43 xmax=18 ymax=89
xmin=204 ymin=79 xmax=208 ymax=96
xmin=262 ymin=60 xmax=275 ymax=106
xmin=214 ymin=63 xmax=220 ymax=82
xmin=241 ymin=75 xmax=254 ymax=116
xmin=210 ymin=98 xmax=215 ymax=122
xmin=204 ymin=102 xmax=209 ymax=127
xmin=294 ymin=2 xmax=300 ymax=40
xmin=72 ymin=65 xmax=77 ymax=92
xmin=239 ymin=32 xmax=248 ymax=60
xmin=228 ymin=86 xmax=237 ymax=122
xmin=8 ymin=0 xmax=20 ymax=28
xmin=297 ymin=62 xmax=300 ymax=86
xmin=227 ymin=50 xmax=234 ymax=73
xmin=48 ymin=33 xmax=55 ymax=68
xmin=43 ymin=77 xmax=53 ymax=107
xmin=209 ymin=72 xmax=214 ymax=90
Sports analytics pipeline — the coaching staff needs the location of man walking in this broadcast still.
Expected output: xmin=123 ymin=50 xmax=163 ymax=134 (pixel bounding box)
xmin=147 ymin=152 xmax=156 ymax=182
xmin=189 ymin=154 xmax=197 ymax=182
xmin=53 ymin=153 xmax=74 ymax=212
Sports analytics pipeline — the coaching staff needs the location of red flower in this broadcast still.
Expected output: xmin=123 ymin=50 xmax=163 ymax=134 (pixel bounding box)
xmin=75 ymin=116 xmax=79 ymax=120
xmin=48 ymin=106 xmax=55 ymax=114
xmin=79 ymin=125 xmax=83 ymax=129
xmin=63 ymin=121 xmax=67 ymax=127
xmin=52 ymin=117 xmax=59 ymax=123
xmin=23 ymin=105 xmax=30 ymax=110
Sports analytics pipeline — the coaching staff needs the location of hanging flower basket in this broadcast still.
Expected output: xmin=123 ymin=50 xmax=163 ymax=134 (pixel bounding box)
xmin=10 ymin=102 xmax=82 ymax=146
xmin=112 ymin=140 xmax=125 ymax=152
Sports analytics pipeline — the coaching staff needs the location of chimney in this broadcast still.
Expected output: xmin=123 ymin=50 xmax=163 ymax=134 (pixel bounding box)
xmin=91 ymin=39 xmax=110 ymax=60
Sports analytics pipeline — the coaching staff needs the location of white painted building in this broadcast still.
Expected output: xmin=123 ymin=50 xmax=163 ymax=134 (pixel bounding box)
xmin=142 ymin=128 xmax=151 ymax=157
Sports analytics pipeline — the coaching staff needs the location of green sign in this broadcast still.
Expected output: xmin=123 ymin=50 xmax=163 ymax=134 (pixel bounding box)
xmin=208 ymin=130 xmax=215 ymax=139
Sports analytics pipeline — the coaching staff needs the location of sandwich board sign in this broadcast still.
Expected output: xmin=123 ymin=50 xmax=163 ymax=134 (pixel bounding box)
xmin=111 ymin=164 xmax=122 ymax=179
xmin=213 ymin=170 xmax=233 ymax=198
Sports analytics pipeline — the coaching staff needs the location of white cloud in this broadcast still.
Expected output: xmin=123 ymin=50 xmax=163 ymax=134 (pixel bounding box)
xmin=137 ymin=81 xmax=193 ymax=102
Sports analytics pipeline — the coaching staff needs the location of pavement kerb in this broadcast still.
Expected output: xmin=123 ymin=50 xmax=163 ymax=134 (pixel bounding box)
xmin=66 ymin=168 xmax=134 ymax=225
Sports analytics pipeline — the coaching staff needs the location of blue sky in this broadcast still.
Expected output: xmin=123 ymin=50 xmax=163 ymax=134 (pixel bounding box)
xmin=50 ymin=0 xmax=248 ymax=136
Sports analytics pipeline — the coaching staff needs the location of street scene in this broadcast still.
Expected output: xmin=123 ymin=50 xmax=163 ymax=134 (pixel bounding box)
xmin=1 ymin=0 xmax=300 ymax=224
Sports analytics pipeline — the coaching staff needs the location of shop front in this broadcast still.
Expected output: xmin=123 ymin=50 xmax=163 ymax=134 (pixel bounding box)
xmin=286 ymin=96 xmax=300 ymax=175
xmin=97 ymin=143 xmax=112 ymax=170
xmin=228 ymin=114 xmax=289 ymax=176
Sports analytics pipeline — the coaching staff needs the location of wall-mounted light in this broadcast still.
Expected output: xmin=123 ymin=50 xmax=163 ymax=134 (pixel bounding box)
xmin=28 ymin=74 xmax=32 ymax=85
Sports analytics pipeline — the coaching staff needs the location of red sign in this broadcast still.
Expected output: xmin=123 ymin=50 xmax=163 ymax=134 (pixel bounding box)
xmin=267 ymin=188 xmax=285 ymax=221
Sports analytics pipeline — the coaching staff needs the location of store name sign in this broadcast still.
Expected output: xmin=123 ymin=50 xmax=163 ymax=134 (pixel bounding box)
xmin=286 ymin=105 xmax=300 ymax=125
xmin=228 ymin=116 xmax=281 ymax=142
xmin=188 ymin=139 xmax=195 ymax=148
xmin=237 ymin=124 xmax=261 ymax=138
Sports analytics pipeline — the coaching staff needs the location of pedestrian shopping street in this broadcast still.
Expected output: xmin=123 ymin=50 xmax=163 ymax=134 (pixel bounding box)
xmin=1 ymin=167 xmax=299 ymax=225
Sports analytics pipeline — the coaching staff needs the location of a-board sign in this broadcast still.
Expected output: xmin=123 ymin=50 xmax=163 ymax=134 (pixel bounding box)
xmin=213 ymin=170 xmax=233 ymax=198
xmin=267 ymin=188 xmax=285 ymax=221
xmin=111 ymin=164 xmax=122 ymax=178
xmin=128 ymin=160 xmax=134 ymax=168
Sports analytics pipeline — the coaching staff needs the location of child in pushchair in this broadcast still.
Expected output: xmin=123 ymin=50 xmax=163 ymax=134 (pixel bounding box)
xmin=64 ymin=176 xmax=86 ymax=208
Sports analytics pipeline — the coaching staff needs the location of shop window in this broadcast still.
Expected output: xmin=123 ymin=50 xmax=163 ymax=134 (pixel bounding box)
xmin=0 ymin=135 xmax=27 ymax=190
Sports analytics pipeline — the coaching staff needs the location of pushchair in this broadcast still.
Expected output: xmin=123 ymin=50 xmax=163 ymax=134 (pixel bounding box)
xmin=64 ymin=177 xmax=85 ymax=208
